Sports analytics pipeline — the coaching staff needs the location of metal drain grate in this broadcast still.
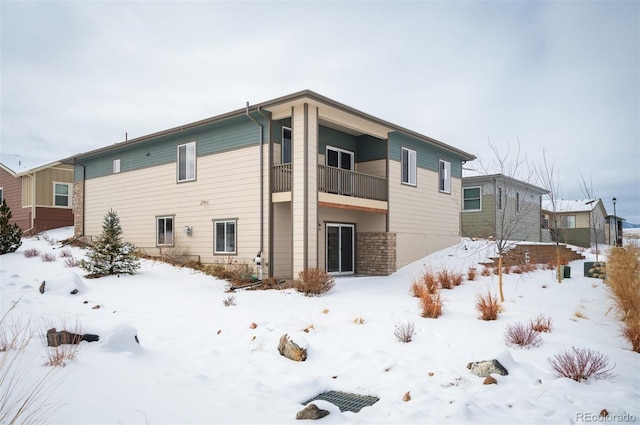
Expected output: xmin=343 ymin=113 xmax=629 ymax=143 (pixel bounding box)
xmin=303 ymin=391 xmax=379 ymax=413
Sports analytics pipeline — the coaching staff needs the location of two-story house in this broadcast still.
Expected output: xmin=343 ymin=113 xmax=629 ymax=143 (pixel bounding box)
xmin=542 ymin=198 xmax=608 ymax=247
xmin=461 ymin=173 xmax=549 ymax=242
xmin=0 ymin=154 xmax=75 ymax=235
xmin=69 ymin=90 xmax=475 ymax=278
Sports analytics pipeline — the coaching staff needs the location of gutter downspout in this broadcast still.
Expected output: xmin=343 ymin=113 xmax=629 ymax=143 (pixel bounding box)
xmin=246 ymin=102 xmax=264 ymax=280
xmin=24 ymin=170 xmax=36 ymax=235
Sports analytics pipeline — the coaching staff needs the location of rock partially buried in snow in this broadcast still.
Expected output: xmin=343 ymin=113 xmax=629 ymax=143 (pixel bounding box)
xmin=296 ymin=404 xmax=329 ymax=420
xmin=40 ymin=272 xmax=87 ymax=295
xmin=103 ymin=326 xmax=142 ymax=353
xmin=467 ymin=359 xmax=508 ymax=377
xmin=278 ymin=334 xmax=307 ymax=361
xmin=483 ymin=376 xmax=498 ymax=385
xmin=46 ymin=328 xmax=99 ymax=347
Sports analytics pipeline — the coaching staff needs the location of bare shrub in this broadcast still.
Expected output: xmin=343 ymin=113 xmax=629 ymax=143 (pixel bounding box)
xmin=23 ymin=248 xmax=41 ymax=258
xmin=222 ymin=295 xmax=237 ymax=307
xmin=294 ymin=268 xmax=335 ymax=296
xmin=353 ymin=316 xmax=365 ymax=325
xmin=419 ymin=291 xmax=443 ymax=319
xmin=476 ymin=290 xmax=499 ymax=320
xmin=467 ymin=267 xmax=477 ymax=281
xmin=40 ymin=253 xmax=57 ymax=263
xmin=41 ymin=316 xmax=84 ymax=367
xmin=529 ymin=314 xmax=553 ymax=333
xmin=504 ymin=322 xmax=543 ymax=349
xmin=394 ymin=321 xmax=416 ymax=343
xmin=622 ymin=320 xmax=640 ymax=353
xmin=64 ymin=257 xmax=79 ymax=268
xmin=502 ymin=266 xmax=511 ymax=275
xmin=58 ymin=249 xmax=73 ymax=258
xmin=547 ymin=347 xmax=616 ymax=382
xmin=481 ymin=267 xmax=492 ymax=276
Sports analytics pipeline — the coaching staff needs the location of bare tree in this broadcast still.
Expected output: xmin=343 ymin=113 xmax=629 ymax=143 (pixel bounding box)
xmin=579 ymin=173 xmax=604 ymax=261
xmin=470 ymin=141 xmax=545 ymax=302
xmin=537 ymin=150 xmax=563 ymax=283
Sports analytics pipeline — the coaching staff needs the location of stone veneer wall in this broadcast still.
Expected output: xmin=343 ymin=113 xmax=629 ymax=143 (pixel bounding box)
xmin=356 ymin=232 xmax=396 ymax=276
xmin=72 ymin=181 xmax=84 ymax=239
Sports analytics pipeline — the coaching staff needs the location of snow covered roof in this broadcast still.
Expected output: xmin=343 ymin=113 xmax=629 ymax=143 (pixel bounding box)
xmin=542 ymin=198 xmax=600 ymax=213
xmin=0 ymin=153 xmax=63 ymax=175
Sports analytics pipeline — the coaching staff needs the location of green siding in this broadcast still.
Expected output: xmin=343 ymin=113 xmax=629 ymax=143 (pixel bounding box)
xmin=318 ymin=126 xmax=358 ymax=157
xmin=273 ymin=118 xmax=292 ymax=144
xmin=79 ymin=114 xmax=268 ymax=180
xmin=389 ymin=132 xmax=463 ymax=178
xmin=357 ymin=134 xmax=387 ymax=162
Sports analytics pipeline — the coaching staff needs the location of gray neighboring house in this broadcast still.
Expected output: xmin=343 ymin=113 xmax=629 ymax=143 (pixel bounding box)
xmin=461 ymin=173 xmax=549 ymax=242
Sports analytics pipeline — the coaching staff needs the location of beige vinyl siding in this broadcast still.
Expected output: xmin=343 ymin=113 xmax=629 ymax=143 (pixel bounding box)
xmin=355 ymin=159 xmax=386 ymax=178
xmin=306 ymin=106 xmax=318 ymax=270
xmin=22 ymin=175 xmax=33 ymax=207
xmin=388 ymin=161 xmax=461 ymax=268
xmin=291 ymin=104 xmax=306 ymax=274
xmin=35 ymin=166 xmax=74 ymax=206
xmin=575 ymin=212 xmax=591 ymax=228
xmin=272 ymin=202 xmax=292 ymax=278
xmin=84 ymin=146 xmax=262 ymax=265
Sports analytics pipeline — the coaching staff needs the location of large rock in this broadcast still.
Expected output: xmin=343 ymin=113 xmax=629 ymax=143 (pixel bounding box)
xmin=296 ymin=404 xmax=329 ymax=420
xmin=46 ymin=328 xmax=99 ymax=347
xmin=278 ymin=334 xmax=307 ymax=361
xmin=467 ymin=359 xmax=508 ymax=377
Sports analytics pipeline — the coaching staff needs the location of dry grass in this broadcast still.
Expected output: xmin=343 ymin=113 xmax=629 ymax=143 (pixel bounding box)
xmin=419 ymin=291 xmax=443 ymax=319
xmin=504 ymin=322 xmax=543 ymax=349
xmin=58 ymin=249 xmax=73 ymax=258
xmin=529 ymin=314 xmax=553 ymax=333
xmin=622 ymin=320 xmax=640 ymax=353
xmin=64 ymin=257 xmax=79 ymax=268
xmin=23 ymin=248 xmax=41 ymax=258
xmin=353 ymin=316 xmax=365 ymax=325
xmin=476 ymin=290 xmax=500 ymax=321
xmin=222 ymin=295 xmax=237 ymax=307
xmin=40 ymin=253 xmax=57 ymax=263
xmin=438 ymin=268 xmax=463 ymax=289
xmin=294 ymin=268 xmax=335 ymax=296
xmin=481 ymin=267 xmax=492 ymax=276
xmin=41 ymin=316 xmax=84 ymax=367
xmin=574 ymin=308 xmax=588 ymax=319
xmin=467 ymin=267 xmax=477 ymax=281
xmin=547 ymin=347 xmax=616 ymax=382
xmin=604 ymin=244 xmax=640 ymax=324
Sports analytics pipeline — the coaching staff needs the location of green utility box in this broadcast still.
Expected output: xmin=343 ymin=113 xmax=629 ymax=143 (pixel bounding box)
xmin=563 ymin=265 xmax=571 ymax=278
xmin=584 ymin=262 xmax=604 ymax=278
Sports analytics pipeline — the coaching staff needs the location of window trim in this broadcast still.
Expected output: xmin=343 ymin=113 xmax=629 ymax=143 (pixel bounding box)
xmin=516 ymin=192 xmax=520 ymax=214
xmin=0 ymin=187 xmax=3 ymax=202
xmin=214 ymin=219 xmax=237 ymax=255
xmin=156 ymin=215 xmax=175 ymax=247
xmin=177 ymin=141 xmax=197 ymax=183
xmin=463 ymin=186 xmax=482 ymax=211
xmin=439 ymin=159 xmax=451 ymax=194
xmin=325 ymin=145 xmax=354 ymax=170
xmin=560 ymin=215 xmax=576 ymax=229
xmin=401 ymin=147 xmax=417 ymax=186
xmin=497 ymin=186 xmax=504 ymax=211
xmin=53 ymin=182 xmax=72 ymax=207
xmin=282 ymin=127 xmax=292 ymax=164
xmin=113 ymin=158 xmax=121 ymax=174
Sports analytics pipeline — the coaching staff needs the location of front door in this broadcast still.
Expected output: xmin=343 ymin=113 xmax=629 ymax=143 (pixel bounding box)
xmin=326 ymin=223 xmax=354 ymax=275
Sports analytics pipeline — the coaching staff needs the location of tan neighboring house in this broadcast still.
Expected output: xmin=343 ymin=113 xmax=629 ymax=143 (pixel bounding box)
xmin=0 ymin=154 xmax=75 ymax=235
xmin=542 ymin=198 xmax=608 ymax=248
xmin=461 ymin=173 xmax=549 ymax=242
xmin=68 ymin=90 xmax=475 ymax=278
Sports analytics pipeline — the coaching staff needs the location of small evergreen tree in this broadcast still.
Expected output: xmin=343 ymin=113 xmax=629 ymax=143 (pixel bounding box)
xmin=80 ymin=209 xmax=140 ymax=276
xmin=0 ymin=198 xmax=22 ymax=254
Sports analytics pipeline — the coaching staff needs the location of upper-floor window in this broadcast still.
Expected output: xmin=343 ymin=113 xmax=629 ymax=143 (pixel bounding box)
xmin=53 ymin=182 xmax=72 ymax=207
xmin=401 ymin=147 xmax=416 ymax=186
xmin=214 ymin=219 xmax=236 ymax=254
xmin=0 ymin=187 xmax=3 ymax=202
xmin=439 ymin=160 xmax=451 ymax=193
xmin=113 ymin=159 xmax=121 ymax=173
xmin=282 ymin=127 xmax=292 ymax=164
xmin=177 ymin=142 xmax=196 ymax=182
xmin=560 ymin=215 xmax=576 ymax=229
xmin=497 ymin=186 xmax=504 ymax=211
xmin=516 ymin=192 xmax=520 ymax=213
xmin=463 ymin=187 xmax=481 ymax=211
xmin=157 ymin=215 xmax=174 ymax=246
xmin=326 ymin=146 xmax=354 ymax=171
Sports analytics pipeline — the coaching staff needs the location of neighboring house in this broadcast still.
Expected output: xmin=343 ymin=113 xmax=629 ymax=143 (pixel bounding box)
xmin=605 ymin=214 xmax=625 ymax=246
xmin=0 ymin=154 xmax=75 ymax=235
xmin=541 ymin=199 xmax=608 ymax=248
xmin=461 ymin=173 xmax=549 ymax=242
xmin=69 ymin=90 xmax=475 ymax=278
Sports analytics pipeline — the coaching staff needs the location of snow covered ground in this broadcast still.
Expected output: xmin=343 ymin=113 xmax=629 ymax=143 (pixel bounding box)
xmin=1 ymin=227 xmax=638 ymax=424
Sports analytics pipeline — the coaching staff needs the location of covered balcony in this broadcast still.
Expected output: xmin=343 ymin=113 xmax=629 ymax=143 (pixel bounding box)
xmin=272 ymin=164 xmax=388 ymax=202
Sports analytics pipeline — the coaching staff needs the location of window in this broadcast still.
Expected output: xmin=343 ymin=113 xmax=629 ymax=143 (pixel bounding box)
xmin=0 ymin=187 xmax=3 ymax=202
xmin=282 ymin=127 xmax=292 ymax=164
xmin=177 ymin=142 xmax=196 ymax=182
xmin=214 ymin=220 xmax=236 ymax=254
xmin=463 ymin=187 xmax=481 ymax=211
xmin=157 ymin=216 xmax=174 ymax=246
xmin=439 ymin=160 xmax=451 ymax=193
xmin=516 ymin=192 xmax=520 ymax=213
xmin=401 ymin=147 xmax=416 ymax=186
xmin=497 ymin=186 xmax=503 ymax=211
xmin=560 ymin=215 xmax=576 ymax=229
xmin=113 ymin=159 xmax=121 ymax=173
xmin=53 ymin=182 xmax=72 ymax=207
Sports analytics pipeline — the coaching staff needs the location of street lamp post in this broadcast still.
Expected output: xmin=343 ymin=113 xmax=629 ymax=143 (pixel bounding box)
xmin=612 ymin=197 xmax=617 ymax=246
